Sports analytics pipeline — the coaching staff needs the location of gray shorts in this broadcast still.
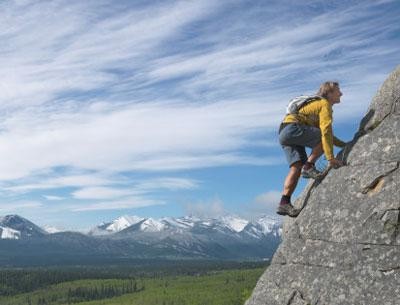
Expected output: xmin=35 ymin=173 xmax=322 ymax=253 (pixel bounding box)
xmin=279 ymin=123 xmax=321 ymax=166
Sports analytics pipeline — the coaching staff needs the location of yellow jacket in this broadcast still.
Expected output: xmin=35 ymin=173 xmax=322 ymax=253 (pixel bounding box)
xmin=282 ymin=98 xmax=346 ymax=160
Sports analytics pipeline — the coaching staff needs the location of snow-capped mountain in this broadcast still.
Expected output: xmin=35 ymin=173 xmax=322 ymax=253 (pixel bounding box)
xmin=89 ymin=214 xmax=281 ymax=238
xmin=257 ymin=215 xmax=282 ymax=234
xmin=89 ymin=215 xmax=144 ymax=235
xmin=219 ymin=215 xmax=249 ymax=232
xmin=242 ymin=215 xmax=283 ymax=239
xmin=0 ymin=215 xmax=47 ymax=239
xmin=0 ymin=214 xmax=282 ymax=264
xmin=137 ymin=218 xmax=167 ymax=232
xmin=0 ymin=225 xmax=21 ymax=239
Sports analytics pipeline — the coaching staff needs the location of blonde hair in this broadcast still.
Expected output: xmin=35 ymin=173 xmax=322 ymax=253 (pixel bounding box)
xmin=317 ymin=81 xmax=339 ymax=98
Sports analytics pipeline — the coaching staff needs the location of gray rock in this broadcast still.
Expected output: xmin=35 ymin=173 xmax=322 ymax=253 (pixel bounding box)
xmin=245 ymin=65 xmax=400 ymax=305
xmin=359 ymin=64 xmax=400 ymax=132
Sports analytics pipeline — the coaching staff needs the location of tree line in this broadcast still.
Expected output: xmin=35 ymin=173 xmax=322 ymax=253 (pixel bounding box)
xmin=22 ymin=280 xmax=145 ymax=305
xmin=0 ymin=260 xmax=267 ymax=296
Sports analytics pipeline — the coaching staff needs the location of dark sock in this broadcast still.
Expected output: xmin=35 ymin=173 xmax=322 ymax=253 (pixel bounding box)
xmin=280 ymin=195 xmax=291 ymax=205
xmin=303 ymin=161 xmax=314 ymax=170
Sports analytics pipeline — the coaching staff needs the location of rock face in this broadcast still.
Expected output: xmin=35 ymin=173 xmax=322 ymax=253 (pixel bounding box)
xmin=246 ymin=65 xmax=400 ymax=305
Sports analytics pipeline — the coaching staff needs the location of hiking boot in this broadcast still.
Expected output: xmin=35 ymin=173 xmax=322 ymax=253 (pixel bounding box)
xmin=276 ymin=203 xmax=300 ymax=217
xmin=301 ymin=165 xmax=323 ymax=179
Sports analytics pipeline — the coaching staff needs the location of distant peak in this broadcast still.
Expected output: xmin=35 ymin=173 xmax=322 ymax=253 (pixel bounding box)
xmin=3 ymin=214 xmax=23 ymax=220
xmin=0 ymin=214 xmax=47 ymax=238
xmin=218 ymin=215 xmax=249 ymax=232
xmin=1 ymin=214 xmax=30 ymax=224
xmin=140 ymin=218 xmax=166 ymax=232
xmin=105 ymin=215 xmax=144 ymax=233
xmin=91 ymin=213 xmax=282 ymax=236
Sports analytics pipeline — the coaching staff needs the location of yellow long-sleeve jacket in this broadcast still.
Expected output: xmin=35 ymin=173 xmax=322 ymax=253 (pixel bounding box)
xmin=282 ymin=98 xmax=346 ymax=160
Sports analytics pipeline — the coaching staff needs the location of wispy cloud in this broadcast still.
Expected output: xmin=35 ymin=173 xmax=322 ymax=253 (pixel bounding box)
xmin=43 ymin=195 xmax=64 ymax=201
xmin=0 ymin=0 xmax=221 ymax=108
xmin=135 ymin=177 xmax=199 ymax=192
xmin=72 ymin=177 xmax=199 ymax=200
xmin=0 ymin=99 xmax=281 ymax=181
xmin=1 ymin=1 xmax=398 ymax=180
xmin=0 ymin=200 xmax=43 ymax=213
xmin=72 ymin=187 xmax=135 ymax=200
xmin=2 ymin=172 xmax=119 ymax=193
xmin=145 ymin=1 xmax=399 ymax=113
xmin=72 ymin=197 xmax=165 ymax=212
xmin=0 ymin=0 xmax=399 ymax=218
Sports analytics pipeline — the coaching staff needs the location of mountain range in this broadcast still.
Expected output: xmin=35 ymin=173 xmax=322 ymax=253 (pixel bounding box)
xmin=0 ymin=214 xmax=282 ymax=266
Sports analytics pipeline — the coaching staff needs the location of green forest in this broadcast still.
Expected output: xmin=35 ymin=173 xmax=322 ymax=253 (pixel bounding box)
xmin=0 ymin=261 xmax=266 ymax=305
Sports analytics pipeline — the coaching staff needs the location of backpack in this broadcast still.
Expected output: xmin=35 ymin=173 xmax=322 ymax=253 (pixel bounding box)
xmin=285 ymin=95 xmax=322 ymax=114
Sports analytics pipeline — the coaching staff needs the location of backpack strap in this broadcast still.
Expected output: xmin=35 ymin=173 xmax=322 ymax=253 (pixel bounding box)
xmin=286 ymin=95 xmax=322 ymax=114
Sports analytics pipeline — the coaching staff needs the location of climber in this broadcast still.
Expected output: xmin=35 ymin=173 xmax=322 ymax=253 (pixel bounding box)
xmin=277 ymin=81 xmax=347 ymax=217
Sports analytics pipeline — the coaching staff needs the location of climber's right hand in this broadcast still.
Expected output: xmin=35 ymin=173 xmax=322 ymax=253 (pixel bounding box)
xmin=329 ymin=158 xmax=345 ymax=169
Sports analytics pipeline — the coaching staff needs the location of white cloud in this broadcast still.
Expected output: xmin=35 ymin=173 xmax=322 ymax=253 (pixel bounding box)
xmin=3 ymin=173 xmax=120 ymax=193
xmin=145 ymin=1 xmax=399 ymax=119
xmin=0 ymin=0 xmax=223 ymax=109
xmin=183 ymin=197 xmax=226 ymax=218
xmin=0 ymin=99 xmax=282 ymax=181
xmin=255 ymin=191 xmax=282 ymax=207
xmin=0 ymin=201 xmax=43 ymax=213
xmin=0 ymin=0 xmax=397 ymax=183
xmin=43 ymin=195 xmax=64 ymax=201
xmin=135 ymin=177 xmax=199 ymax=192
xmin=72 ymin=177 xmax=199 ymax=200
xmin=240 ymin=190 xmax=283 ymax=217
xmin=0 ymin=0 xmax=398 ymax=218
xmin=72 ymin=197 xmax=165 ymax=212
xmin=72 ymin=187 xmax=135 ymax=200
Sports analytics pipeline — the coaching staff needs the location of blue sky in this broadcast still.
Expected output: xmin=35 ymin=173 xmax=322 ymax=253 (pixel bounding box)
xmin=0 ymin=0 xmax=399 ymax=230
